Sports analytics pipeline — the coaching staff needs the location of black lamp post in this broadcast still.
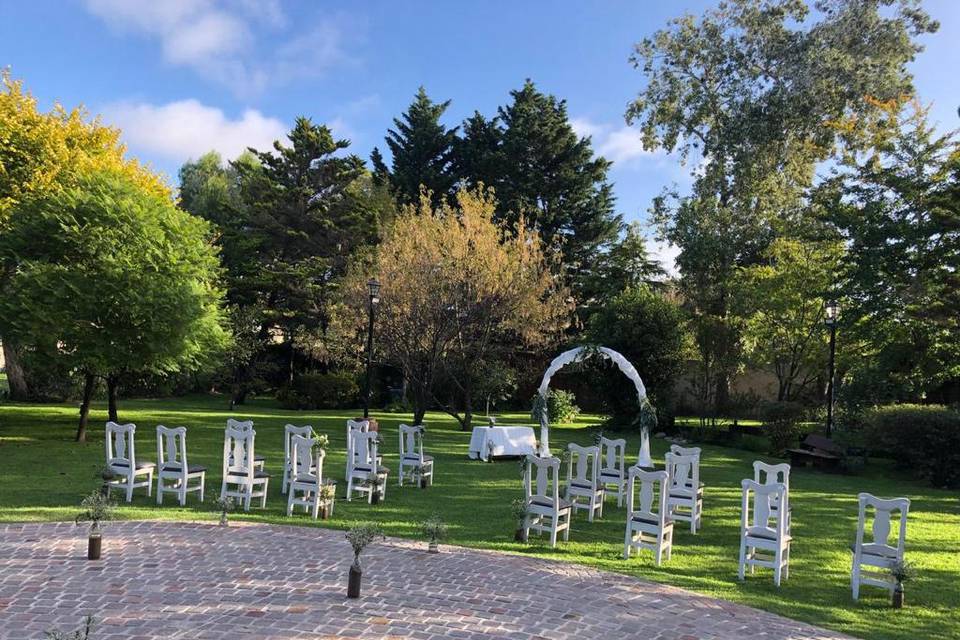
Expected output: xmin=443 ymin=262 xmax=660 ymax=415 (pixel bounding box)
xmin=824 ymin=299 xmax=840 ymax=438
xmin=363 ymin=278 xmax=381 ymax=419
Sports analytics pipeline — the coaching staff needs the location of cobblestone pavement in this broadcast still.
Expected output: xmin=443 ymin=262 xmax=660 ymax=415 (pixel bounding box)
xmin=0 ymin=521 xmax=851 ymax=639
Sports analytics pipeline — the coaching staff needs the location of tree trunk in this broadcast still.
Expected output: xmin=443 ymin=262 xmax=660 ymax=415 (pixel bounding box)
xmin=2 ymin=339 xmax=30 ymax=400
xmin=76 ymin=373 xmax=96 ymax=442
xmin=413 ymin=406 xmax=427 ymax=426
xmin=107 ymin=375 xmax=119 ymax=423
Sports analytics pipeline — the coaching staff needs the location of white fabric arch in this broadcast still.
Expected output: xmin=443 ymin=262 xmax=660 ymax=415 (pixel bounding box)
xmin=536 ymin=346 xmax=652 ymax=467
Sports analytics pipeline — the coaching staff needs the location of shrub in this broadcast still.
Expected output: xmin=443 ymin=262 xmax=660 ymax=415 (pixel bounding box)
xmin=278 ymin=372 xmax=359 ymax=409
xmin=866 ymin=404 xmax=960 ymax=487
xmin=760 ymin=401 xmax=806 ymax=456
xmin=532 ymin=389 xmax=580 ymax=423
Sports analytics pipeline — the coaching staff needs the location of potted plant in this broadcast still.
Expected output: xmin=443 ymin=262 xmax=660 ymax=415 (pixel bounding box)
xmin=75 ymin=491 xmax=116 ymax=560
xmin=345 ymin=523 xmax=384 ymax=598
xmin=318 ymin=482 xmax=336 ymax=520
xmin=510 ymin=498 xmax=529 ymax=542
xmin=420 ymin=514 xmax=447 ymax=553
xmin=890 ymin=560 xmax=916 ymax=609
xmin=368 ymin=472 xmax=384 ymax=504
xmin=214 ymin=495 xmax=235 ymax=527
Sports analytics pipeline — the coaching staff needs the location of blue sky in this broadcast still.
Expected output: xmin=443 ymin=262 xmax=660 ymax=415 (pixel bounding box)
xmin=2 ymin=0 xmax=958 ymax=265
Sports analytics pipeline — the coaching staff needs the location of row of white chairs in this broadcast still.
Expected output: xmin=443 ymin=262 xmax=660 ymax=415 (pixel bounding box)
xmin=521 ymin=440 xmax=909 ymax=598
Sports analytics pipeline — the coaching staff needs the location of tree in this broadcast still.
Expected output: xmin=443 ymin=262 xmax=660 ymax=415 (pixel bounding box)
xmin=628 ymin=0 xmax=937 ymax=412
xmin=734 ymin=237 xmax=841 ymax=401
xmin=578 ymin=221 xmax=666 ymax=318
xmin=0 ymin=70 xmax=169 ymax=400
xmin=0 ymin=168 xmax=229 ymax=441
xmin=373 ymin=87 xmax=459 ymax=207
xmin=482 ymin=81 xmax=623 ymax=294
xmin=191 ymin=118 xmax=382 ymax=399
xmin=585 ymin=286 xmax=688 ymax=423
xmin=825 ymin=99 xmax=960 ymax=403
xmin=346 ymin=187 xmax=570 ymax=428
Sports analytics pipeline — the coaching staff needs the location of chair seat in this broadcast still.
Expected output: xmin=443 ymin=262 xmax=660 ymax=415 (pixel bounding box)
xmin=745 ymin=526 xmax=791 ymax=542
xmin=631 ymin=514 xmax=673 ymax=527
xmin=599 ymin=472 xmax=624 ymax=482
xmin=402 ymin=454 xmax=434 ymax=464
xmin=159 ymin=462 xmax=206 ymax=474
xmin=570 ymin=480 xmax=597 ymax=490
xmin=111 ymin=461 xmax=156 ymax=471
xmin=531 ymin=497 xmax=573 ymax=511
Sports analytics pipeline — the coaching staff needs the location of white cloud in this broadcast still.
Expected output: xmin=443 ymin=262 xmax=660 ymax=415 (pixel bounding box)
xmin=82 ymin=0 xmax=356 ymax=96
xmin=102 ymin=99 xmax=287 ymax=163
xmin=571 ymin=117 xmax=660 ymax=165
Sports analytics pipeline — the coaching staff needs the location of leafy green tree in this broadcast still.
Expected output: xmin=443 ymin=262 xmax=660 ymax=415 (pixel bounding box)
xmin=734 ymin=237 xmax=841 ymax=401
xmin=628 ymin=0 xmax=937 ymax=412
xmin=373 ymin=87 xmax=459 ymax=206
xmin=0 ymin=71 xmax=170 ymax=400
xmin=0 ymin=169 xmax=229 ymax=441
xmin=585 ymin=286 xmax=688 ymax=424
xmin=825 ymin=100 xmax=960 ymax=403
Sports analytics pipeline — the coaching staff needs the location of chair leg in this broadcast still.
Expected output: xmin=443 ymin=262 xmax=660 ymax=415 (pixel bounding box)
xmin=774 ymin=547 xmax=783 ymax=587
xmin=550 ymin=515 xmax=559 ymax=547
xmin=852 ymin=559 xmax=861 ymax=600
xmin=623 ymin=526 xmax=632 ymax=559
xmin=738 ymin=537 xmax=747 ymax=581
xmin=126 ymin=479 xmax=134 ymax=503
xmin=286 ymin=490 xmax=294 ymax=516
xmin=156 ymin=478 xmax=163 ymax=505
xmin=346 ymin=477 xmax=353 ymax=501
xmin=146 ymin=472 xmax=153 ymax=497
xmin=199 ymin=474 xmax=205 ymax=502
xmin=261 ymin=480 xmax=268 ymax=508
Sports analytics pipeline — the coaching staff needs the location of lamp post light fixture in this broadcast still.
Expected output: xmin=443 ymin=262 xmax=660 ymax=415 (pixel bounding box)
xmin=363 ymin=278 xmax=381 ymax=419
xmin=824 ymin=299 xmax=840 ymax=438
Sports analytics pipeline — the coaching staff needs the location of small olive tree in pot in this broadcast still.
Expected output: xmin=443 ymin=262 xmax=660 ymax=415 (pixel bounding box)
xmin=510 ymin=498 xmax=529 ymax=542
xmin=75 ymin=491 xmax=116 ymax=560
xmin=420 ymin=514 xmax=447 ymax=553
xmin=890 ymin=560 xmax=916 ymax=609
xmin=345 ymin=523 xmax=384 ymax=598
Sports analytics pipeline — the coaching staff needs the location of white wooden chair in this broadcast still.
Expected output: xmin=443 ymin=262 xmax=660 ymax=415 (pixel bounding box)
xmin=565 ymin=443 xmax=604 ymax=521
xmin=738 ymin=479 xmax=791 ymax=586
xmin=286 ymin=434 xmax=336 ymax=519
xmin=220 ymin=423 xmax=270 ymax=511
xmin=398 ymin=424 xmax=434 ymax=487
xmin=346 ymin=430 xmax=389 ymax=503
xmin=522 ymin=455 xmax=572 ymax=547
xmin=851 ymin=493 xmax=909 ymax=600
xmin=666 ymin=451 xmax=703 ymax=533
xmin=753 ymin=461 xmax=791 ymax=533
xmin=345 ymin=419 xmax=369 ymax=481
xmin=155 ymin=425 xmax=205 ymax=506
xmin=598 ymin=436 xmax=627 ymax=506
xmin=623 ymin=466 xmax=674 ymax=565
xmin=670 ymin=444 xmax=702 ymax=459
xmin=105 ymin=422 xmax=154 ymax=503
xmin=281 ymin=424 xmax=314 ymax=494
xmin=226 ymin=419 xmax=265 ymax=471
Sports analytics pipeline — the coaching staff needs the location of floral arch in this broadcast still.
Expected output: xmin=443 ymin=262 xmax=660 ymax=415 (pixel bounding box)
xmin=535 ymin=345 xmax=652 ymax=466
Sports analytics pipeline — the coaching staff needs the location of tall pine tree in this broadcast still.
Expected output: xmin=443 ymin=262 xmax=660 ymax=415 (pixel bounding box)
xmin=374 ymin=86 xmax=458 ymax=206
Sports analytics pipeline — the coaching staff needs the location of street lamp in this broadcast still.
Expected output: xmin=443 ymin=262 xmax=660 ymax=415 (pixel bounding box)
xmin=363 ymin=278 xmax=381 ymax=419
xmin=824 ymin=299 xmax=840 ymax=438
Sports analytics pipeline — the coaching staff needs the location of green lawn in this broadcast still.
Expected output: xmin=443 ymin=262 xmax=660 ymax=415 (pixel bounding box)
xmin=1 ymin=395 xmax=957 ymax=640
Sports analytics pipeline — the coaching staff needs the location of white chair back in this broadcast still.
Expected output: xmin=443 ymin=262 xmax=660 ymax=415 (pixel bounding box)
xmin=352 ymin=430 xmax=379 ymax=471
xmin=599 ymin=436 xmax=626 ymax=478
xmin=741 ymin=479 xmax=788 ymax=540
xmin=670 ymin=444 xmax=701 ymax=459
xmin=525 ymin=455 xmax=562 ymax=510
xmin=856 ymin=493 xmax=909 ymax=560
xmin=399 ymin=423 xmax=424 ymax=463
xmin=157 ymin=425 xmax=188 ymax=472
xmin=754 ymin=461 xmax=790 ymax=510
xmin=346 ymin=419 xmax=370 ymax=478
xmin=666 ymin=451 xmax=700 ymax=494
xmin=627 ymin=466 xmax=669 ymax=526
xmin=106 ymin=421 xmax=138 ymax=473
xmin=223 ymin=424 xmax=256 ymax=482
xmin=290 ymin=434 xmax=323 ymax=483
xmin=567 ymin=443 xmax=600 ymax=488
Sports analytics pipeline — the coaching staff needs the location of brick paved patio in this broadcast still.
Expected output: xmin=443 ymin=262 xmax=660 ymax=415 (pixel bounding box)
xmin=0 ymin=521 xmax=850 ymax=639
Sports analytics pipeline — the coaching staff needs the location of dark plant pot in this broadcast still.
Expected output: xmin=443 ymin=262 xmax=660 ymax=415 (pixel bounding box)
xmin=514 ymin=528 xmax=526 ymax=543
xmin=893 ymin=584 xmax=904 ymax=609
xmin=87 ymin=534 xmax=102 ymax=560
xmin=347 ymin=565 xmax=362 ymax=598
xmin=320 ymin=505 xmax=329 ymax=520
xmin=371 ymin=489 xmax=380 ymax=505
xmin=420 ymin=477 xmax=428 ymax=489
xmin=428 ymin=542 xmax=439 ymax=554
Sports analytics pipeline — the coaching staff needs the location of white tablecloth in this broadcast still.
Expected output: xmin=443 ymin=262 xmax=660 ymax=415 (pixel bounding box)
xmin=467 ymin=426 xmax=537 ymax=461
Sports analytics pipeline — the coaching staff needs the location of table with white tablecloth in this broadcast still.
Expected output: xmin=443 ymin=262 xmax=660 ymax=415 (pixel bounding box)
xmin=467 ymin=425 xmax=538 ymax=461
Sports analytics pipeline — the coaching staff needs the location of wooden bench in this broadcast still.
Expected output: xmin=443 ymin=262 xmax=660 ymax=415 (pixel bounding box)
xmin=787 ymin=434 xmax=842 ymax=469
